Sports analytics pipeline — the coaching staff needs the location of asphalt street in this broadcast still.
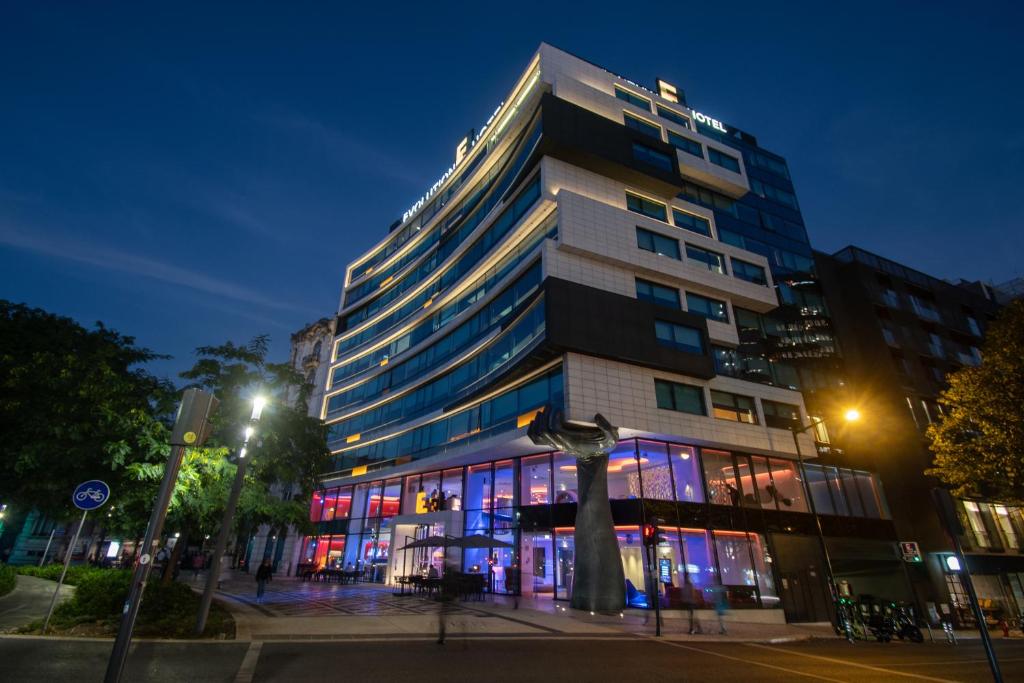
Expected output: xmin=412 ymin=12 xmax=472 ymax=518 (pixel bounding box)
xmin=1 ymin=636 xmax=1021 ymax=682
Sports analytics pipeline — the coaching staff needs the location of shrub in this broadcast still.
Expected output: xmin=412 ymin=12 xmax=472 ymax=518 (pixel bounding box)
xmin=15 ymin=563 xmax=107 ymax=586
xmin=0 ymin=565 xmax=15 ymax=597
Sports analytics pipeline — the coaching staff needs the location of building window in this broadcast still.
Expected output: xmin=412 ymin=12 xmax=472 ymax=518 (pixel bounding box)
xmin=672 ymin=209 xmax=712 ymax=237
xmin=707 ymin=148 xmax=741 ymax=173
xmin=881 ymin=288 xmax=900 ymax=308
xmin=710 ymin=390 xmax=758 ymax=424
xmin=762 ymin=400 xmax=801 ymax=430
xmin=966 ymin=315 xmax=982 ymax=337
xmin=909 ymin=294 xmax=941 ymax=322
xmin=686 ymin=244 xmax=725 ymax=274
xmin=656 ymin=105 xmax=690 ymax=128
xmin=636 ymin=278 xmax=681 ymax=309
xmin=654 ymin=320 xmax=704 ymax=354
xmin=615 ymin=86 xmax=652 ymax=111
xmin=731 ymin=258 xmax=767 ymax=285
xmin=962 ymin=501 xmax=992 ymax=548
xmin=809 ymin=416 xmax=830 ymax=444
xmin=632 ymin=142 xmax=673 ymax=172
xmin=993 ymin=505 xmax=1020 ymax=549
xmin=749 ymin=178 xmax=798 ymax=210
xmin=747 ymin=151 xmax=790 ymax=179
xmin=636 ymin=227 xmax=681 ymax=259
xmin=712 ymin=345 xmax=738 ymax=377
xmin=881 ymin=324 xmax=899 ymax=346
xmin=626 ymin=192 xmax=668 ymax=222
xmin=667 ymin=130 xmax=703 ymax=157
xmin=686 ymin=292 xmax=729 ymax=322
xmin=624 ymin=112 xmax=662 ymax=139
xmin=654 ymin=379 xmax=706 ymax=415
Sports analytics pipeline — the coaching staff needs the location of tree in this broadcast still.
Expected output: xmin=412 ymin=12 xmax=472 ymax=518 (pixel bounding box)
xmin=175 ymin=336 xmax=330 ymax=556
xmin=927 ymin=299 xmax=1024 ymax=504
xmin=0 ymin=301 xmax=173 ymax=520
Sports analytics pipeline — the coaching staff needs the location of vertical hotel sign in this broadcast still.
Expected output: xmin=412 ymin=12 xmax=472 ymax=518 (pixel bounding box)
xmin=402 ymin=103 xmax=503 ymax=223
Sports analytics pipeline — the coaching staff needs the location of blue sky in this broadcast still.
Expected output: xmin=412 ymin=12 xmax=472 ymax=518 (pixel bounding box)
xmin=2 ymin=1 xmax=1021 ymax=380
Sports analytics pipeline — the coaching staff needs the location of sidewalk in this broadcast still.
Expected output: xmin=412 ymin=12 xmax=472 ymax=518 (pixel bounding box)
xmin=0 ymin=574 xmax=74 ymax=631
xmin=195 ymin=575 xmax=833 ymax=644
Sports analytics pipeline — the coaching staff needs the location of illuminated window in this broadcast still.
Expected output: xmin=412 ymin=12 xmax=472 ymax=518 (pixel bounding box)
xmin=626 ymin=192 xmax=668 ymax=222
xmin=685 ymin=292 xmax=729 ymax=323
xmin=615 ymin=86 xmax=651 ymax=111
xmin=710 ymin=390 xmax=758 ymax=424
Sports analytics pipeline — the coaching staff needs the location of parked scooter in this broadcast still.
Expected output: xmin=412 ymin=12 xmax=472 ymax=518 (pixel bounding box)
xmin=893 ymin=603 xmax=925 ymax=643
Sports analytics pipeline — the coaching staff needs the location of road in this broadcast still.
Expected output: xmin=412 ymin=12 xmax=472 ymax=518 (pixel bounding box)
xmin=1 ymin=635 xmax=1020 ymax=681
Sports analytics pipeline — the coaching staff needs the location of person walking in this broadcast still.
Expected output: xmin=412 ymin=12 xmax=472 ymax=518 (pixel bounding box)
xmin=682 ymin=575 xmax=702 ymax=635
xmin=255 ymin=559 xmax=273 ymax=604
xmin=191 ymin=552 xmax=204 ymax=579
xmin=711 ymin=585 xmax=729 ymax=634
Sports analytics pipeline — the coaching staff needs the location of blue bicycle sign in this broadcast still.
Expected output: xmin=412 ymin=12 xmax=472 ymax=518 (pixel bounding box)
xmin=72 ymin=480 xmax=111 ymax=511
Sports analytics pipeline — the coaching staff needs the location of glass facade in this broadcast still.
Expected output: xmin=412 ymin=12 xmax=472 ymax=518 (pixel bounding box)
xmin=303 ymin=437 xmax=888 ymax=609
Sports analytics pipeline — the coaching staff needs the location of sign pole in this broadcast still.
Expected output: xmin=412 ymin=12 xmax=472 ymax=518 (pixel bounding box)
xmin=42 ymin=508 xmax=87 ymax=633
xmin=39 ymin=528 xmax=57 ymax=567
xmin=104 ymin=388 xmax=217 ymax=683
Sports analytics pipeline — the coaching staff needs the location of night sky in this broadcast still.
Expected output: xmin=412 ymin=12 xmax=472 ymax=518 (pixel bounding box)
xmin=2 ymin=2 xmax=1021 ymax=380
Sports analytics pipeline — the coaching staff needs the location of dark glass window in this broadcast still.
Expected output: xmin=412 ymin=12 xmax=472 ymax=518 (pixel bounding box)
xmin=747 ymin=151 xmax=790 ymax=179
xmin=686 ymin=244 xmax=725 ymax=274
xmin=762 ymin=400 xmax=801 ymax=430
xmin=731 ymin=258 xmax=767 ymax=285
xmin=636 ymin=227 xmax=680 ymax=259
xmin=667 ymin=130 xmax=703 ymax=157
xmin=624 ymin=113 xmax=662 ymax=139
xmin=655 ymin=320 xmax=704 ymax=354
xmin=655 ymin=379 xmax=706 ymax=415
xmin=686 ymin=292 xmax=728 ymax=322
xmin=707 ymin=148 xmax=741 ymax=173
xmin=710 ymin=390 xmax=758 ymax=424
xmin=615 ymin=86 xmax=651 ymax=111
xmin=750 ymin=178 xmax=798 ymax=210
xmin=656 ymin=105 xmax=691 ymax=128
xmin=632 ymin=142 xmax=673 ymax=172
xmin=636 ymin=278 xmax=681 ymax=309
xmin=672 ymin=209 xmax=711 ymax=237
xmin=626 ymin=193 xmax=668 ymax=222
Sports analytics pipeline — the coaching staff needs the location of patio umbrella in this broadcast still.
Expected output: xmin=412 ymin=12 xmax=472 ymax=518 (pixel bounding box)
xmin=395 ymin=535 xmax=450 ymax=551
xmin=450 ymin=535 xmax=514 ymax=549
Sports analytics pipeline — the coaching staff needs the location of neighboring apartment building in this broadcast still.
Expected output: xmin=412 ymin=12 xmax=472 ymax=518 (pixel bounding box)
xmin=298 ymin=44 xmax=902 ymax=622
xmin=815 ymin=246 xmax=1023 ymax=625
xmin=243 ymin=317 xmax=336 ymax=574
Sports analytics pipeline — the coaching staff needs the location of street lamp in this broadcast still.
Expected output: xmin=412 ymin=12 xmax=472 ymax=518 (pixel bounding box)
xmin=789 ymin=408 xmax=859 ymax=632
xmin=195 ymin=394 xmax=267 ymax=635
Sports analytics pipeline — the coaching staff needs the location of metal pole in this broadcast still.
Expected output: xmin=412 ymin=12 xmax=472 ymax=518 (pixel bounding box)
xmin=42 ymin=509 xmax=87 ymax=633
xmin=791 ymin=427 xmax=840 ymax=630
xmin=39 ymin=527 xmax=57 ymax=567
xmin=195 ymin=453 xmax=248 ymax=635
xmin=948 ymin=527 xmax=1003 ymax=681
xmin=104 ymin=444 xmax=187 ymax=683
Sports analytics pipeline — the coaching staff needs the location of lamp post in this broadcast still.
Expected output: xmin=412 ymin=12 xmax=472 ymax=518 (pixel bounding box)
xmin=789 ymin=408 xmax=860 ymax=631
xmin=194 ymin=395 xmax=266 ymax=635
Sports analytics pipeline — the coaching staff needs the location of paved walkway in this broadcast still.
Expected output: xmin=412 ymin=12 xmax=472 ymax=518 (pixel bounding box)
xmin=190 ymin=575 xmax=834 ymax=643
xmin=0 ymin=574 xmax=74 ymax=630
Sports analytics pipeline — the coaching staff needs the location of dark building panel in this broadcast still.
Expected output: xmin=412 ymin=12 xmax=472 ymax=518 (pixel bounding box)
xmin=543 ymin=277 xmax=716 ymax=379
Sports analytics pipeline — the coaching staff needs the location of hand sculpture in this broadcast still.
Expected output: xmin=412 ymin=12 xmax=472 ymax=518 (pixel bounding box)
xmin=528 ymin=405 xmax=625 ymax=612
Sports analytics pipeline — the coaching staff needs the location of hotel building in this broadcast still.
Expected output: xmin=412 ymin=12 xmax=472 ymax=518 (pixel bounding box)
xmin=298 ymin=44 xmax=902 ymax=621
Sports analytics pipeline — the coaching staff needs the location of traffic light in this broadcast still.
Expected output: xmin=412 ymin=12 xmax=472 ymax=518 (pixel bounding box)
xmin=653 ymin=525 xmax=667 ymax=545
xmin=642 ymin=524 xmax=656 ymax=546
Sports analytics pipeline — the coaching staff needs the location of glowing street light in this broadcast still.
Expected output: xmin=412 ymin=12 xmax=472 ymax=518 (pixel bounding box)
xmin=843 ymin=408 xmax=861 ymax=423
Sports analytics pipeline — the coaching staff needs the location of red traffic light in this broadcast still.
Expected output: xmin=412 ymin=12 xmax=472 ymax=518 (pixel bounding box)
xmin=642 ymin=524 xmax=655 ymax=545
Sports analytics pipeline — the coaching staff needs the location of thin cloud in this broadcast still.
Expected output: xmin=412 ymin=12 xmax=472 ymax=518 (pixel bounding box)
xmin=0 ymin=223 xmax=319 ymax=316
xmin=258 ymin=109 xmax=425 ymax=187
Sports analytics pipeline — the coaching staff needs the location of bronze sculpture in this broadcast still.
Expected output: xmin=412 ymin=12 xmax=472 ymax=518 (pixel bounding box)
xmin=528 ymin=406 xmax=625 ymax=612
